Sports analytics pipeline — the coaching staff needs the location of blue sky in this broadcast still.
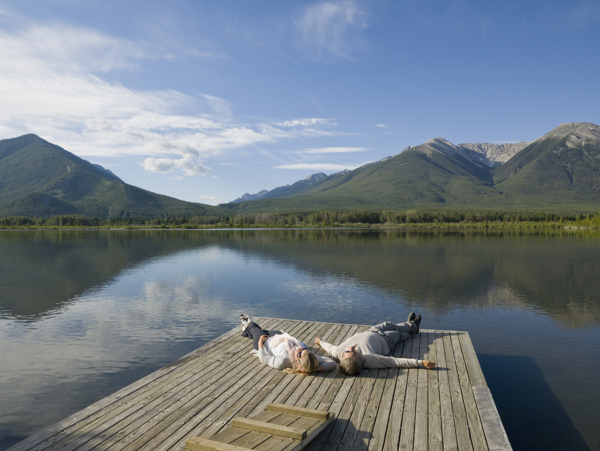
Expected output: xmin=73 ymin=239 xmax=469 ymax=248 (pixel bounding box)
xmin=1 ymin=0 xmax=599 ymax=204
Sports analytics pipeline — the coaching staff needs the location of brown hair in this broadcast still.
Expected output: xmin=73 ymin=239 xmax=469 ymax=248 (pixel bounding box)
xmin=339 ymin=357 xmax=361 ymax=376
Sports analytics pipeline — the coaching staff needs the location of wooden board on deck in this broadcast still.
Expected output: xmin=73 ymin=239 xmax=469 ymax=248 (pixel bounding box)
xmin=9 ymin=318 xmax=512 ymax=451
xmin=184 ymin=403 xmax=334 ymax=451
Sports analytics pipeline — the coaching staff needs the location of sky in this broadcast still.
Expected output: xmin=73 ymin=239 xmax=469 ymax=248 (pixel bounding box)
xmin=0 ymin=0 xmax=599 ymax=205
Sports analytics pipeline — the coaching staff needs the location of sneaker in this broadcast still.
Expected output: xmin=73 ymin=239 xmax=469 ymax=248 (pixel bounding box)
xmin=414 ymin=313 xmax=422 ymax=327
xmin=413 ymin=313 xmax=422 ymax=333
xmin=240 ymin=314 xmax=253 ymax=331
xmin=407 ymin=312 xmax=416 ymax=322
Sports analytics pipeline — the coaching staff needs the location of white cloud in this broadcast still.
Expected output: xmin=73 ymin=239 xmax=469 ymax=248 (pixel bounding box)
xmin=294 ymin=1 xmax=368 ymax=59
xmin=198 ymin=194 xmax=223 ymax=204
xmin=276 ymin=163 xmax=359 ymax=171
xmin=0 ymin=22 xmax=343 ymax=179
xmin=201 ymin=93 xmax=233 ymax=117
xmin=0 ymin=24 xmax=145 ymax=75
xmin=274 ymin=118 xmax=336 ymax=128
xmin=142 ymin=156 xmax=210 ymax=177
xmin=304 ymin=146 xmax=368 ymax=154
xmin=375 ymin=124 xmax=388 ymax=128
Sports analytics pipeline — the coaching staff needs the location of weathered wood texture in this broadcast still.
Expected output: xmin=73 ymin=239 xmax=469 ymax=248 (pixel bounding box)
xmin=184 ymin=403 xmax=334 ymax=451
xmin=9 ymin=320 xmax=511 ymax=451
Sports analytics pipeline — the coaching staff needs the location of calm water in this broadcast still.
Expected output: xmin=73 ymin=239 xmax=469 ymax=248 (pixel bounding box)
xmin=1 ymin=229 xmax=599 ymax=450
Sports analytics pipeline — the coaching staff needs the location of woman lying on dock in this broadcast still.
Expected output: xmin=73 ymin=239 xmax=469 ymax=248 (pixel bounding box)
xmin=315 ymin=312 xmax=436 ymax=376
xmin=241 ymin=315 xmax=336 ymax=374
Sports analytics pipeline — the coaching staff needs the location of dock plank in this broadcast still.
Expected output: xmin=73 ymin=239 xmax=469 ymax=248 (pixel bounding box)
xmin=472 ymin=388 xmax=511 ymax=451
xmin=426 ymin=332 xmax=442 ymax=451
xmin=435 ymin=332 xmax=457 ymax=451
xmin=443 ymin=333 xmax=472 ymax=451
xmin=414 ymin=331 xmax=430 ymax=451
xmin=382 ymin=332 xmax=411 ymax=451
xmin=450 ymin=333 xmax=488 ymax=451
xmin=351 ymin=367 xmax=387 ymax=451
xmin=367 ymin=339 xmax=404 ymax=451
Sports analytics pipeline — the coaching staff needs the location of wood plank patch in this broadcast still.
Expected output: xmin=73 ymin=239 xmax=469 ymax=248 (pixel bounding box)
xmin=9 ymin=320 xmax=511 ymax=451
xmin=185 ymin=404 xmax=334 ymax=451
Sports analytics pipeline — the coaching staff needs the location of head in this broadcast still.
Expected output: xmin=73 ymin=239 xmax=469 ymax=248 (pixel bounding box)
xmin=339 ymin=345 xmax=361 ymax=376
xmin=285 ymin=349 xmax=319 ymax=375
xmin=297 ymin=350 xmax=319 ymax=373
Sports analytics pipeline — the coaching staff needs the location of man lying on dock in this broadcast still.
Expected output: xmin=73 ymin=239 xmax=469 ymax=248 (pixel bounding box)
xmin=315 ymin=313 xmax=436 ymax=376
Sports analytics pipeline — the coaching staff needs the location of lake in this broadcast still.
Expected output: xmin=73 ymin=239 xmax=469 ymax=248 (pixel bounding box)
xmin=1 ymin=229 xmax=599 ymax=450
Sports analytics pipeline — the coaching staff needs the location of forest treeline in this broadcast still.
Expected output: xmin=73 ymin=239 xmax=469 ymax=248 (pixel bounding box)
xmin=1 ymin=209 xmax=600 ymax=229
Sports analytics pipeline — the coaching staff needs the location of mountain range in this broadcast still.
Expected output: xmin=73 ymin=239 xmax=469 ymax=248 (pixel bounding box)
xmin=0 ymin=134 xmax=223 ymax=218
xmin=224 ymin=122 xmax=600 ymax=213
xmin=1 ymin=122 xmax=599 ymax=218
xmin=231 ymin=140 xmax=532 ymax=204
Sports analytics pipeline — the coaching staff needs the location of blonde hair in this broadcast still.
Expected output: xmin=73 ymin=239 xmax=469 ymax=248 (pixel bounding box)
xmin=284 ymin=351 xmax=319 ymax=375
xmin=339 ymin=357 xmax=361 ymax=376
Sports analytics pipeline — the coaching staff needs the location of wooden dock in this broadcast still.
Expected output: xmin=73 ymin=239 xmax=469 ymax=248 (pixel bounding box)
xmin=9 ymin=318 xmax=511 ymax=451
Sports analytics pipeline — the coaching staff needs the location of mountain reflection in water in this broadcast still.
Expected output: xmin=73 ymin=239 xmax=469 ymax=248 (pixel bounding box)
xmin=0 ymin=229 xmax=599 ymax=450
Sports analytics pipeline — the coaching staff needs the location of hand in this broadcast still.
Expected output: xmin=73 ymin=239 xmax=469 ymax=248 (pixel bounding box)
xmin=315 ymin=337 xmax=322 ymax=345
xmin=423 ymin=360 xmax=436 ymax=370
xmin=258 ymin=334 xmax=269 ymax=349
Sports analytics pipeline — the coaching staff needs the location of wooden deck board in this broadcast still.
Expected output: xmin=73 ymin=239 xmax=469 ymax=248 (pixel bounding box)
xmin=442 ymin=333 xmax=472 ymax=451
xmin=382 ymin=337 xmax=409 ymax=451
xmin=9 ymin=320 xmax=511 ymax=451
xmin=426 ymin=332 xmax=442 ymax=451
xmin=450 ymin=333 xmax=487 ymax=451
xmin=435 ymin=332 xmax=457 ymax=451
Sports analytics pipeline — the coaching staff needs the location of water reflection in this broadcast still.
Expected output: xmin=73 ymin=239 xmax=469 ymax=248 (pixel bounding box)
xmin=0 ymin=230 xmax=207 ymax=319
xmin=1 ymin=229 xmax=599 ymax=450
xmin=2 ymin=229 xmax=600 ymax=326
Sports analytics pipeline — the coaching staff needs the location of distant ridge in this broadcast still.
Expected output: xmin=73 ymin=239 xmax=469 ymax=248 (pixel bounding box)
xmin=0 ymin=134 xmax=225 ymax=218
xmin=228 ymin=141 xmax=520 ymax=205
xmin=230 ymin=172 xmax=328 ymax=203
xmin=223 ymin=122 xmax=600 ymax=213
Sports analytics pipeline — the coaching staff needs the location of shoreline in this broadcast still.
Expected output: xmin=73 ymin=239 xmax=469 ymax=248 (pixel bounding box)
xmin=1 ymin=222 xmax=598 ymax=231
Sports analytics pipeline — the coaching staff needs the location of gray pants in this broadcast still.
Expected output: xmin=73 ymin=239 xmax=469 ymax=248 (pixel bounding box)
xmin=368 ymin=321 xmax=418 ymax=351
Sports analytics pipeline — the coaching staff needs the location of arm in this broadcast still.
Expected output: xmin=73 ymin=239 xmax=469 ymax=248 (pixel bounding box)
xmin=315 ymin=338 xmax=340 ymax=360
xmin=362 ymin=354 xmax=428 ymax=369
xmin=255 ymin=334 xmax=292 ymax=370
xmin=256 ymin=347 xmax=292 ymax=370
xmin=315 ymin=355 xmax=337 ymax=372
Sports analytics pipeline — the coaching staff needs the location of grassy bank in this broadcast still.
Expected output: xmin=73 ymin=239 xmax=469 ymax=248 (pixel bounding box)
xmin=1 ymin=210 xmax=600 ymax=230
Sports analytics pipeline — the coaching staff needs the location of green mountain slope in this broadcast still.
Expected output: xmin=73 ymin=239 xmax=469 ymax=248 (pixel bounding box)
xmin=0 ymin=134 xmax=225 ymax=218
xmin=225 ymin=123 xmax=600 ymax=213
xmin=226 ymin=137 xmax=504 ymax=213
xmin=494 ymin=122 xmax=600 ymax=205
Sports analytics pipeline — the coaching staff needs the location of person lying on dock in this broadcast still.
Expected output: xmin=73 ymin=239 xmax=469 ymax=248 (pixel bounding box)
xmin=240 ymin=315 xmax=337 ymax=375
xmin=315 ymin=312 xmax=436 ymax=376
